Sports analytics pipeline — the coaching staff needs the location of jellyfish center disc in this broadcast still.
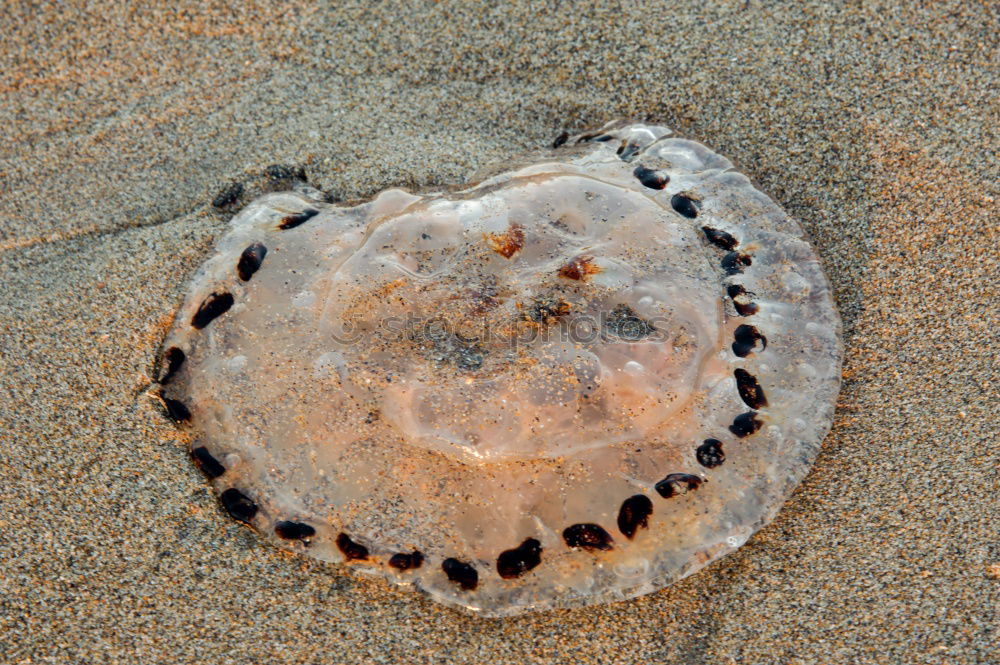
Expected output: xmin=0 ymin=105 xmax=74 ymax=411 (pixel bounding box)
xmin=317 ymin=175 xmax=721 ymax=463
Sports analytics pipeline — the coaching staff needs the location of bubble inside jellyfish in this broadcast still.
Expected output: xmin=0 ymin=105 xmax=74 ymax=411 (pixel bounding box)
xmin=157 ymin=121 xmax=842 ymax=616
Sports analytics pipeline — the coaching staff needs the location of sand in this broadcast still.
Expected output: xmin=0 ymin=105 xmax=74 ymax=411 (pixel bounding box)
xmin=0 ymin=1 xmax=996 ymax=663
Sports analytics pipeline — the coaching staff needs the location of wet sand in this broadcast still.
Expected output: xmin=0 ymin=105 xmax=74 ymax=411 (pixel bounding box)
xmin=0 ymin=1 xmax=996 ymax=663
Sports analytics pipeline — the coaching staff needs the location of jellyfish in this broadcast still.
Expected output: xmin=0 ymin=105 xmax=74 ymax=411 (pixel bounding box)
xmin=157 ymin=121 xmax=842 ymax=616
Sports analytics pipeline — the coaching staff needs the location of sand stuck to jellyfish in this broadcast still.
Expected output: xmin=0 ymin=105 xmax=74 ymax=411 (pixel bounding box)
xmin=157 ymin=121 xmax=842 ymax=616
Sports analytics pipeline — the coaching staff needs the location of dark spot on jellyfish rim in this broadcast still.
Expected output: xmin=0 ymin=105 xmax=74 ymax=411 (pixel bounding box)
xmin=606 ymin=303 xmax=656 ymax=340
xmin=696 ymin=438 xmax=725 ymax=468
xmin=336 ymin=533 xmax=369 ymax=561
xmin=265 ymin=164 xmax=306 ymax=181
xmin=702 ymin=226 xmax=738 ymax=251
xmin=220 ymin=488 xmax=258 ymax=523
xmin=274 ymin=521 xmax=316 ymax=540
xmin=237 ymin=243 xmax=267 ymax=281
xmin=163 ymin=396 xmax=191 ymax=423
xmin=721 ymin=252 xmax=753 ymax=275
xmin=617 ymin=494 xmax=653 ymax=540
xmin=212 ymin=181 xmax=243 ymax=208
xmin=732 ymin=324 xmax=767 ymax=357
xmin=655 ymin=473 xmax=703 ymax=499
xmin=190 ymin=446 xmax=225 ymax=478
xmin=670 ymin=193 xmax=702 ymax=218
xmin=278 ymin=208 xmax=319 ymax=230
xmin=593 ymin=133 xmax=614 ymax=142
xmin=496 ymin=538 xmax=543 ymax=579
xmin=730 ymin=411 xmax=763 ymax=438
xmin=191 ymin=292 xmax=234 ymax=329
xmin=727 ymin=284 xmax=759 ymax=316
xmin=558 ymin=255 xmax=602 ymax=281
xmin=158 ymin=346 xmax=185 ymax=384
xmin=388 ymin=551 xmax=425 ymax=571
xmin=633 ymin=165 xmax=668 ymax=190
xmin=617 ymin=141 xmax=642 ymax=162
xmin=734 ymin=368 xmax=768 ymax=409
xmin=562 ymin=523 xmax=614 ymax=551
xmin=442 ymin=558 xmax=479 ymax=590
xmin=552 ymin=131 xmax=569 ymax=149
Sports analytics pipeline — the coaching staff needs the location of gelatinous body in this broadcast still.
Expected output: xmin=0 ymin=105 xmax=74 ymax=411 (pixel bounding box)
xmin=158 ymin=121 xmax=842 ymax=616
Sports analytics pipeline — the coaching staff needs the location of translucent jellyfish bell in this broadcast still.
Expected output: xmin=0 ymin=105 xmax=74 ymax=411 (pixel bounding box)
xmin=158 ymin=121 xmax=842 ymax=616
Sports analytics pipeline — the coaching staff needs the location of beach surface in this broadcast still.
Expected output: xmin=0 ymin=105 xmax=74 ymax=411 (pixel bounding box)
xmin=0 ymin=1 xmax=996 ymax=663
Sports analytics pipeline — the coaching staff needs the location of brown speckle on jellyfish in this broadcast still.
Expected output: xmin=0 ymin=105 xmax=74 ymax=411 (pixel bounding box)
xmin=485 ymin=223 xmax=525 ymax=258
xmin=558 ymin=254 xmax=602 ymax=281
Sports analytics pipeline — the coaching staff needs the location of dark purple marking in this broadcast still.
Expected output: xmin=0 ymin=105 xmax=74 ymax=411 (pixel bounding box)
xmin=617 ymin=142 xmax=641 ymax=161
xmin=442 ymin=558 xmax=478 ymax=590
xmin=220 ymin=488 xmax=258 ymax=523
xmin=336 ymin=533 xmax=369 ymax=560
xmin=732 ymin=324 xmax=767 ymax=357
xmin=670 ymin=193 xmax=702 ymax=218
xmin=734 ymin=368 xmax=768 ymax=409
xmin=633 ymin=165 xmax=668 ymax=190
xmin=617 ymin=494 xmax=653 ymax=539
xmin=191 ymin=292 xmax=233 ymax=329
xmin=730 ymin=412 xmax=763 ymax=438
xmin=159 ymin=347 xmax=185 ymax=384
xmin=190 ymin=446 xmax=225 ymax=478
xmin=388 ymin=551 xmax=425 ymax=571
xmin=654 ymin=473 xmax=703 ymax=499
xmin=721 ymin=252 xmax=752 ymax=275
xmin=163 ymin=397 xmax=191 ymax=423
xmin=726 ymin=284 xmax=759 ymax=316
xmin=696 ymin=439 xmax=725 ymax=468
xmin=279 ymin=208 xmax=319 ymax=230
xmin=702 ymin=226 xmax=738 ymax=250
xmin=275 ymin=521 xmax=316 ymax=540
xmin=237 ymin=243 xmax=267 ymax=281
xmin=496 ymin=538 xmax=542 ymax=579
xmin=562 ymin=523 xmax=614 ymax=551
